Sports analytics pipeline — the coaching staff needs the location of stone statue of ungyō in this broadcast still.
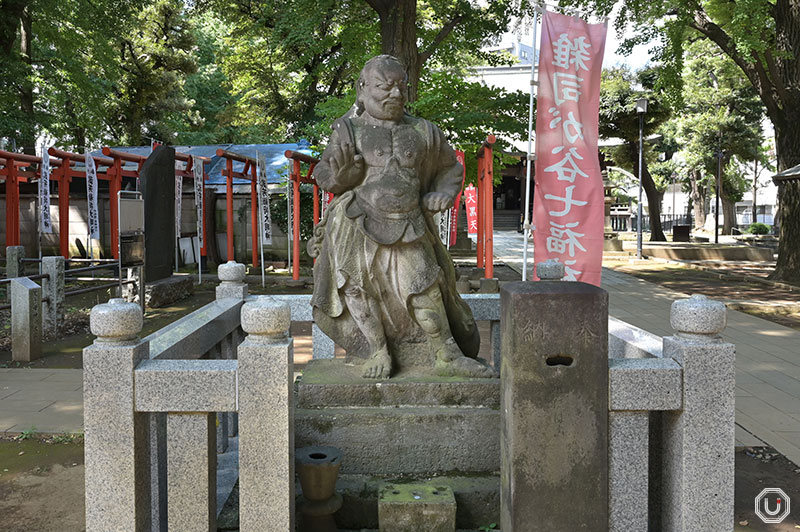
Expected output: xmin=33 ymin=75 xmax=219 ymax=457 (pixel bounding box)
xmin=308 ymin=55 xmax=495 ymax=380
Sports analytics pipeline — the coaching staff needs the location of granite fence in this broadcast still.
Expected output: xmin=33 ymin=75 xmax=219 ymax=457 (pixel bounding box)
xmin=81 ymin=261 xmax=734 ymax=532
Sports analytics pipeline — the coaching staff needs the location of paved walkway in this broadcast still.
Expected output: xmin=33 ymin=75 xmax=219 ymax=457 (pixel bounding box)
xmin=0 ymin=368 xmax=83 ymax=433
xmin=492 ymin=230 xmax=800 ymax=465
xmin=2 ymin=232 xmax=799 ymax=466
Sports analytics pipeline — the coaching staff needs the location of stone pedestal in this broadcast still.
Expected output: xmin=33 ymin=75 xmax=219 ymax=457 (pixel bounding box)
xmin=295 ymin=358 xmax=500 ymax=528
xmin=500 ymin=281 xmax=609 ymax=532
xmin=378 ymin=483 xmax=456 ymax=532
xmin=11 ymin=277 xmax=42 ymax=361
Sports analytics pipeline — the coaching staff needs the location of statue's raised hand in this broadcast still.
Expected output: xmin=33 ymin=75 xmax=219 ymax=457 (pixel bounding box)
xmin=328 ymin=141 xmax=364 ymax=187
xmin=423 ymin=191 xmax=452 ymax=213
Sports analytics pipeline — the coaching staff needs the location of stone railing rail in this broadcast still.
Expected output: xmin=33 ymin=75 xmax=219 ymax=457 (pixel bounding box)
xmin=83 ymin=260 xmax=295 ymax=531
xmin=82 ymin=260 xmax=734 ymax=532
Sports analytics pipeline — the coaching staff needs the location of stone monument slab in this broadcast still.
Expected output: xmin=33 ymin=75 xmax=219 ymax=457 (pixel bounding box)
xmin=141 ymin=145 xmax=176 ymax=282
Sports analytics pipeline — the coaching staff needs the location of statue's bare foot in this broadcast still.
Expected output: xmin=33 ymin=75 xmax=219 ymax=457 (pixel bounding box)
xmin=362 ymin=348 xmax=392 ymax=379
xmin=436 ymin=356 xmax=497 ymax=378
xmin=434 ymin=337 xmax=497 ymax=378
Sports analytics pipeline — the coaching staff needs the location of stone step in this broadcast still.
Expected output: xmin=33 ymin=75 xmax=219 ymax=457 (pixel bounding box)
xmin=296 ymin=405 xmax=500 ymax=475
xmin=297 ymin=359 xmax=500 ymax=408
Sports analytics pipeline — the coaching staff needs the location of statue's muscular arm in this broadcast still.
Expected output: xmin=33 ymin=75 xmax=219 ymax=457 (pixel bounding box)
xmin=423 ymin=124 xmax=464 ymax=213
xmin=314 ymin=128 xmax=365 ymax=195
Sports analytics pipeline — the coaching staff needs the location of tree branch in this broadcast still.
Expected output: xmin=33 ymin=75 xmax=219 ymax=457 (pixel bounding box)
xmin=687 ymin=9 xmax=782 ymax=122
xmin=762 ymin=48 xmax=789 ymax=104
xmin=419 ymin=13 xmax=464 ymax=65
xmin=364 ymin=0 xmax=390 ymax=17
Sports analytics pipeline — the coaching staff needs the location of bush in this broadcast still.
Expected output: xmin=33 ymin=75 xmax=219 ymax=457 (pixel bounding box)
xmin=747 ymin=222 xmax=770 ymax=235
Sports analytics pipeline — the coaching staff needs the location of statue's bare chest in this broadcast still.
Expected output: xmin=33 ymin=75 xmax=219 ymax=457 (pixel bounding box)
xmin=355 ymin=124 xmax=425 ymax=168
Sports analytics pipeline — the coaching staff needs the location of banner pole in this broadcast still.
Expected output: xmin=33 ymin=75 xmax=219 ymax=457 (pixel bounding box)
xmin=522 ymin=5 xmax=541 ymax=280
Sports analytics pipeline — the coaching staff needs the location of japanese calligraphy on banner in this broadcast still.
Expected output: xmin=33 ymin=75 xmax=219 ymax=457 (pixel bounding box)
xmin=450 ymin=150 xmax=467 ymax=244
xmin=464 ymin=184 xmax=478 ymax=237
xmin=533 ymin=10 xmax=607 ymax=285
xmin=85 ymin=151 xmax=100 ymax=239
xmin=39 ymin=149 xmax=53 ymax=234
xmin=175 ymin=175 xmax=183 ymax=239
xmin=192 ymin=156 xmax=204 ymax=248
xmin=256 ymin=153 xmax=273 ymax=245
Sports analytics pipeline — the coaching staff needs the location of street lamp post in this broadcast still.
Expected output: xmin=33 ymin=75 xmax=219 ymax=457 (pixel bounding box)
xmin=715 ymin=146 xmax=723 ymax=244
xmin=636 ymin=98 xmax=647 ymax=259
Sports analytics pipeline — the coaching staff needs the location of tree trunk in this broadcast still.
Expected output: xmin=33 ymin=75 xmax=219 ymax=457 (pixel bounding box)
xmin=690 ymin=169 xmax=707 ymax=230
xmin=770 ymin=117 xmax=800 ymax=283
xmin=721 ymin=194 xmax=736 ymax=235
xmin=64 ymin=98 xmax=85 ymax=152
xmin=0 ymin=0 xmax=26 ymax=57
xmin=18 ymin=4 xmax=34 ymax=154
xmin=630 ymin=142 xmax=666 ymax=241
xmin=376 ymin=0 xmax=420 ymax=102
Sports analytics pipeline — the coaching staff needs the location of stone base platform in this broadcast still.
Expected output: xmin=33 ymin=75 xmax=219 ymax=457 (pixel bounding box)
xmin=294 ymin=359 xmax=500 ymax=476
xmin=330 ymin=473 xmax=499 ymax=530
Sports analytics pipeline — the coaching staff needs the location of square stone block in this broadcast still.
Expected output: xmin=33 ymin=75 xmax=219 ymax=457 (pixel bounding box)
xmin=378 ymin=483 xmax=456 ymax=532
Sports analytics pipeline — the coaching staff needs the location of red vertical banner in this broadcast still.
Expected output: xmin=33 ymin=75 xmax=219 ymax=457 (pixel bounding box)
xmin=464 ymin=184 xmax=478 ymax=237
xmin=450 ymin=150 xmax=467 ymax=244
xmin=533 ymin=10 xmax=607 ymax=285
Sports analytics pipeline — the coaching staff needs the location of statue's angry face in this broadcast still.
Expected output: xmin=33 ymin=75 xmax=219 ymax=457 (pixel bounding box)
xmin=359 ymin=57 xmax=407 ymax=121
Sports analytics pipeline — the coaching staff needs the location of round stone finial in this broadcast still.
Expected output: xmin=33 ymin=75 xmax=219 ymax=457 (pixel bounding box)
xmin=536 ymin=259 xmax=565 ymax=280
xmin=670 ymin=294 xmax=727 ymax=336
xmin=241 ymin=296 xmax=291 ymax=338
xmin=90 ymin=298 xmax=143 ymax=341
xmin=218 ymin=261 xmax=246 ymax=283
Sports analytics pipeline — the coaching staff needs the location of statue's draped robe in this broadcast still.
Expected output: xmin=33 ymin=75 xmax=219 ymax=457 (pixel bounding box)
xmin=309 ymin=113 xmax=480 ymax=363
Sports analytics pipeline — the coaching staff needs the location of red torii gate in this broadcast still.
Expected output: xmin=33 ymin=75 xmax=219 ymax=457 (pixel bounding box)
xmin=0 ymin=150 xmax=65 ymax=248
xmin=284 ymin=150 xmax=319 ymax=281
xmin=47 ymin=148 xmax=116 ymax=258
xmin=476 ymin=135 xmax=495 ymax=279
xmin=1 ymin=146 xmax=209 ymax=260
xmin=215 ymin=149 xmax=260 ymax=268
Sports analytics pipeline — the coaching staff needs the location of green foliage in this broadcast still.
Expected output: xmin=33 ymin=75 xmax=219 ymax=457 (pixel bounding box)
xmin=270 ymin=185 xmax=315 ymax=241
xmin=478 ymin=524 xmax=498 ymax=531
xmin=411 ymin=68 xmax=529 ymax=184
xmin=16 ymin=427 xmax=37 ymax=441
xmin=674 ymin=39 xmax=765 ymax=202
xmin=109 ymin=0 xmax=198 ymax=145
xmin=747 ymin=222 xmax=770 ymax=235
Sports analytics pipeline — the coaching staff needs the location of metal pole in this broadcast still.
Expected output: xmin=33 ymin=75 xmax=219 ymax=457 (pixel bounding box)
xmin=522 ymin=6 xmax=540 ymax=281
xmin=715 ymin=150 xmax=721 ymax=243
xmin=672 ymin=173 xmax=676 ymax=232
xmin=637 ymin=112 xmax=643 ymax=259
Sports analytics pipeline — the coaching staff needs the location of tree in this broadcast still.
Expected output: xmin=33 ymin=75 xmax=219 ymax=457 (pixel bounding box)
xmin=201 ymin=0 xmax=525 ymax=142
xmin=108 ymin=0 xmax=197 ymax=145
xmin=562 ymin=0 xmax=800 ymax=281
xmin=1 ymin=0 xmax=147 ymax=151
xmin=675 ymin=39 xmax=765 ymax=235
xmin=599 ymin=66 xmax=672 ymax=241
xmin=363 ymin=0 xmax=517 ymax=102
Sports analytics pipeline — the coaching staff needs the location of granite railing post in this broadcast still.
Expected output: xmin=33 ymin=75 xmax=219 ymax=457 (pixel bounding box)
xmin=10 ymin=278 xmax=42 ymax=361
xmin=312 ymin=323 xmax=335 ymax=359
xmin=216 ymin=261 xmax=247 ymax=299
xmin=5 ymin=245 xmax=24 ymax=278
xmin=500 ymin=277 xmax=608 ymax=531
xmin=5 ymin=245 xmax=24 ymax=302
xmin=215 ymin=261 xmax=246 ymax=450
xmin=83 ymin=298 xmax=151 ymax=532
xmin=41 ymin=256 xmax=65 ymax=335
xmin=662 ymin=294 xmax=735 ymax=531
xmin=237 ymin=296 xmax=294 ymax=531
xmin=536 ymin=258 xmax=565 ymax=281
